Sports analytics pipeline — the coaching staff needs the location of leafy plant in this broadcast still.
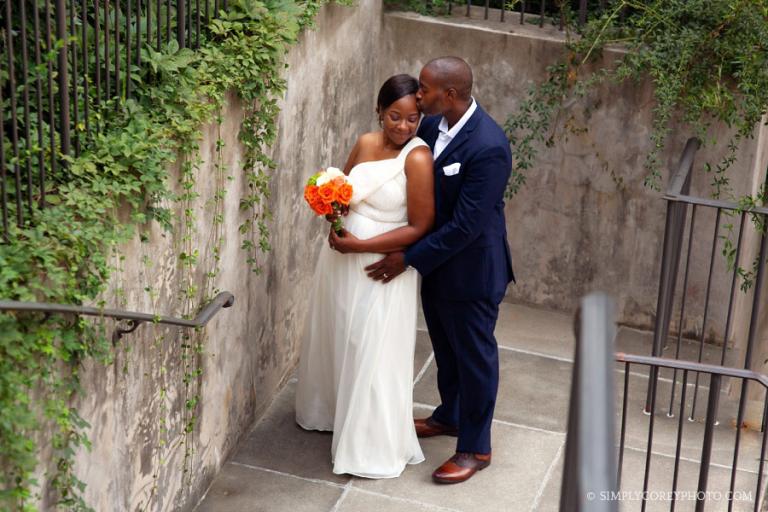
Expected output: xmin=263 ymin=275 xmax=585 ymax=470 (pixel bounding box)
xmin=504 ymin=0 xmax=768 ymax=198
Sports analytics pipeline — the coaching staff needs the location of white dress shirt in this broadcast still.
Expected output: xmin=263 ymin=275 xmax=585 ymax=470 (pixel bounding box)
xmin=433 ymin=98 xmax=477 ymax=160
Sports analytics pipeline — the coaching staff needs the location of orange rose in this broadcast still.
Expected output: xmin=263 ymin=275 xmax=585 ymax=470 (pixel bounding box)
xmin=337 ymin=183 xmax=353 ymax=205
xmin=318 ymin=183 xmax=337 ymax=205
xmin=304 ymin=185 xmax=320 ymax=205
xmin=310 ymin=196 xmax=329 ymax=216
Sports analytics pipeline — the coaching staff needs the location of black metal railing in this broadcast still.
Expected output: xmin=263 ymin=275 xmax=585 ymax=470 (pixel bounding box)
xmin=618 ymin=353 xmax=768 ymax=512
xmin=560 ymin=292 xmax=619 ymax=512
xmin=562 ymin=293 xmax=768 ymax=511
xmin=646 ymin=136 xmax=768 ymax=428
xmin=1 ymin=0 xmax=231 ymax=241
xmin=423 ymin=0 xmax=609 ymax=28
xmin=0 ymin=291 xmax=234 ymax=341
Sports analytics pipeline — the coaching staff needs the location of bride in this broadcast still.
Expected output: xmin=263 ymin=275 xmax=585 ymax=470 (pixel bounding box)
xmin=295 ymin=74 xmax=434 ymax=478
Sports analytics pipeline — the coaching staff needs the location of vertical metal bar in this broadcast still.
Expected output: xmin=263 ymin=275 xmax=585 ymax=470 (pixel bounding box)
xmin=539 ymin=0 xmax=545 ymax=27
xmin=70 ymin=0 xmax=80 ymax=156
xmin=668 ymin=205 xmax=697 ymax=416
xmin=33 ymin=0 xmax=46 ymax=204
xmin=448 ymin=0 xmax=452 ymax=16
xmin=641 ymin=367 xmax=659 ymax=512
xmin=137 ymin=0 xmax=142 ymax=67
xmin=483 ymin=0 xmax=488 ymax=20
xmin=721 ymin=211 xmax=747 ymax=365
xmin=753 ymin=392 xmax=768 ymax=512
xmin=4 ymin=0 xmax=24 ymax=226
xmin=19 ymin=0 xmax=34 ymax=220
xmin=195 ymin=0 xmax=200 ymax=48
xmin=578 ymin=0 xmax=587 ymax=26
xmin=81 ymin=0 xmax=90 ymax=139
xmin=95 ymin=0 xmax=102 ymax=113
xmin=45 ymin=0 xmax=58 ymax=180
xmin=0 ymin=80 xmax=8 ymax=240
xmin=617 ymin=361 xmax=630 ymax=486
xmin=690 ymin=208 xmax=722 ymax=420
xmin=205 ymin=0 xmax=209 ymax=25
xmin=177 ymin=0 xmax=186 ymax=48
xmin=126 ymin=0 xmax=131 ymax=98
xmin=147 ymin=0 xmax=152 ymax=52
xmin=114 ymin=0 xmax=119 ymax=102
xmin=57 ymin=0 xmax=72 ymax=159
xmin=670 ymin=370 xmax=689 ymax=512
xmin=519 ymin=0 xmax=525 ymax=24
xmin=695 ymin=373 xmax=721 ymax=512
xmin=105 ymin=0 xmax=110 ymax=100
xmin=647 ymin=199 xmax=688 ymax=412
xmin=214 ymin=0 xmax=218 ymax=20
xmin=465 ymin=0 xmax=470 ymax=17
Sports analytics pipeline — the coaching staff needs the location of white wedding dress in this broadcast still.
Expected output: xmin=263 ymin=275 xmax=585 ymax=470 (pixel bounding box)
xmin=295 ymin=137 xmax=427 ymax=478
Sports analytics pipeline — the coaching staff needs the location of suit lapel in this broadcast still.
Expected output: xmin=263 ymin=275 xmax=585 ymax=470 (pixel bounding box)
xmin=433 ymin=106 xmax=484 ymax=169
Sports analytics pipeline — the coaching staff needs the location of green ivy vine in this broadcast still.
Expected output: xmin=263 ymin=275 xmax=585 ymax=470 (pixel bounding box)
xmin=0 ymin=0 xmax=335 ymax=509
xmin=504 ymin=0 xmax=768 ymax=199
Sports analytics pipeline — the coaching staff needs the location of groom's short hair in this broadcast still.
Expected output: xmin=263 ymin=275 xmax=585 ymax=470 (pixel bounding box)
xmin=424 ymin=57 xmax=473 ymax=100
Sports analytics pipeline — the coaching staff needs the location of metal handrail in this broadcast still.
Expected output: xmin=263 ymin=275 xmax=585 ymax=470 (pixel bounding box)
xmin=662 ymin=193 xmax=768 ymax=216
xmin=560 ymin=292 xmax=618 ymax=512
xmin=666 ymin=137 xmax=701 ymax=197
xmin=0 ymin=291 xmax=235 ymax=340
xmin=617 ymin=352 xmax=768 ymax=390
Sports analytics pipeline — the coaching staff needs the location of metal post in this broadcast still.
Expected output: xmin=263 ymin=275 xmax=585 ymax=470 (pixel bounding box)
xmin=695 ymin=373 xmax=721 ymax=512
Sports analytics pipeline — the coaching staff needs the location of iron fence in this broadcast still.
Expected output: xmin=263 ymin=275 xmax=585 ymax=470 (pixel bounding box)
xmin=1 ymin=0 xmax=230 ymax=242
xmin=421 ymin=0 xmax=613 ymax=28
xmin=645 ymin=136 xmax=768 ymax=446
xmin=619 ymin=352 xmax=768 ymax=512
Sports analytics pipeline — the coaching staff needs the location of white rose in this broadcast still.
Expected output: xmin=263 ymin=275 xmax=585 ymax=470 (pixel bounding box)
xmin=316 ymin=166 xmax=343 ymax=186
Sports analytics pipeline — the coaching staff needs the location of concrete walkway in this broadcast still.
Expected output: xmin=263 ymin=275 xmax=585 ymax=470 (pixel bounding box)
xmin=194 ymin=303 xmax=767 ymax=512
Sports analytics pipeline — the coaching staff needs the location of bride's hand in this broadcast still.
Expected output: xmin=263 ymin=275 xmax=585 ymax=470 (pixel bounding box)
xmin=329 ymin=228 xmax=361 ymax=254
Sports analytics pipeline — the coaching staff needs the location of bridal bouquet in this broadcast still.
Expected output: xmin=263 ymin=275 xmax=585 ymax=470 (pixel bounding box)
xmin=304 ymin=167 xmax=353 ymax=234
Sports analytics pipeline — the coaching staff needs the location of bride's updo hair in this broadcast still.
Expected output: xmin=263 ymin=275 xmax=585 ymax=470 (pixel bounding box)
xmin=376 ymin=74 xmax=419 ymax=113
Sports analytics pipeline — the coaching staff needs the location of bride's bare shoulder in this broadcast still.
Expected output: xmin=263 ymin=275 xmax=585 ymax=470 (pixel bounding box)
xmin=356 ymin=131 xmax=382 ymax=150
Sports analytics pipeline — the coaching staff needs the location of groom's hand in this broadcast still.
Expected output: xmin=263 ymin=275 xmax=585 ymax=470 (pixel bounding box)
xmin=365 ymin=252 xmax=406 ymax=283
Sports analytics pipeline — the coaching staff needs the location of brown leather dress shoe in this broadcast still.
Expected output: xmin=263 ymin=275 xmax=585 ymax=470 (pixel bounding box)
xmin=432 ymin=452 xmax=491 ymax=484
xmin=414 ymin=416 xmax=458 ymax=438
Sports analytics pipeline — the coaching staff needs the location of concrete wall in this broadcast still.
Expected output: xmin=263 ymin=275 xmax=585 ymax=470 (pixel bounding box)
xmin=30 ymin=4 xmax=768 ymax=510
xmin=55 ymin=2 xmax=382 ymax=510
xmin=380 ymin=10 xmax=767 ymax=340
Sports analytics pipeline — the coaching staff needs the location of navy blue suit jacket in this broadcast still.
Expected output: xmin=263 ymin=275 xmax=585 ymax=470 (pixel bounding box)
xmin=405 ymin=104 xmax=515 ymax=302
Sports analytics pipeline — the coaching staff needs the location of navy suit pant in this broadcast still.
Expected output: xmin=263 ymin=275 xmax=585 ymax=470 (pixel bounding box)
xmin=421 ymin=293 xmax=500 ymax=454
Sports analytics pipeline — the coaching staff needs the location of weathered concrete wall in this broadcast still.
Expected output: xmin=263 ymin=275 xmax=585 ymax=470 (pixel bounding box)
xmin=380 ymin=10 xmax=766 ymax=338
xmin=54 ymin=2 xmax=383 ymax=511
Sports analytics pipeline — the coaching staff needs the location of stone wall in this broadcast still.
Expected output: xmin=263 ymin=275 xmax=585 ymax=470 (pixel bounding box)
xmin=62 ymin=1 xmax=382 ymax=510
xmin=380 ymin=10 xmax=767 ymax=340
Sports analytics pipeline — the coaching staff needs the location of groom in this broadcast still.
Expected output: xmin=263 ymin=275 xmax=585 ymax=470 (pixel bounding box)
xmin=366 ymin=56 xmax=514 ymax=483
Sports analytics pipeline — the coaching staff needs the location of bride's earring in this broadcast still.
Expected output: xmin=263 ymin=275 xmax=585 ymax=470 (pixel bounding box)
xmin=378 ymin=115 xmax=383 ymax=127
